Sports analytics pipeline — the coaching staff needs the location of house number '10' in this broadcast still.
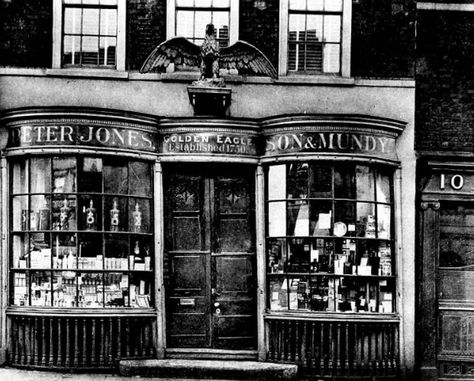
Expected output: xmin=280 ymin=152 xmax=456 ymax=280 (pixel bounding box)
xmin=440 ymin=174 xmax=464 ymax=190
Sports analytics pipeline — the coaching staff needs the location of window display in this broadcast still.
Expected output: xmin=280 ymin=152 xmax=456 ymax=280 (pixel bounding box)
xmin=266 ymin=162 xmax=395 ymax=313
xmin=10 ymin=156 xmax=153 ymax=308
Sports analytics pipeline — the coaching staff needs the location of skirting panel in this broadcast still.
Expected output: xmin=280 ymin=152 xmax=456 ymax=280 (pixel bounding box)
xmin=266 ymin=318 xmax=399 ymax=379
xmin=8 ymin=315 xmax=156 ymax=369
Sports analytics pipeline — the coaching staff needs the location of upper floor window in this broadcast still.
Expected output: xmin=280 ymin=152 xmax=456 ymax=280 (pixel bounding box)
xmin=279 ymin=0 xmax=351 ymax=77
xmin=167 ymin=0 xmax=239 ymax=47
xmin=53 ymin=0 xmax=126 ymax=70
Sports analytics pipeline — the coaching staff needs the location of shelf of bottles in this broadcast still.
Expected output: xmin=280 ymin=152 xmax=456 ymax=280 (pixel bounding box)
xmin=266 ymin=162 xmax=395 ymax=314
xmin=10 ymin=156 xmax=154 ymax=309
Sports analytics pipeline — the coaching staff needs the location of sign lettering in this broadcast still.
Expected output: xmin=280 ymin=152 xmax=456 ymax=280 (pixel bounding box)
xmin=264 ymin=132 xmax=395 ymax=157
xmin=9 ymin=125 xmax=157 ymax=152
xmin=161 ymin=132 xmax=257 ymax=156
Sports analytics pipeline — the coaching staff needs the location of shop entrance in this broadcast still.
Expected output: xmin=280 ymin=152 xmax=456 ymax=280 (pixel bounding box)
xmin=164 ymin=165 xmax=256 ymax=350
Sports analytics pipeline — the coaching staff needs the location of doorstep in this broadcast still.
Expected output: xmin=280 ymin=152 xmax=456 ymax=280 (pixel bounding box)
xmin=118 ymin=359 xmax=298 ymax=380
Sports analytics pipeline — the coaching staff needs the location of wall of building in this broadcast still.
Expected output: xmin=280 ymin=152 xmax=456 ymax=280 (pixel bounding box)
xmin=0 ymin=0 xmax=52 ymax=68
xmin=0 ymin=0 xmax=416 ymax=78
xmin=416 ymin=9 xmax=474 ymax=155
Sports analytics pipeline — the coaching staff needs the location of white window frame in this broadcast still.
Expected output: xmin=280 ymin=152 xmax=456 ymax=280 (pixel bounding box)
xmin=52 ymin=0 xmax=126 ymax=71
xmin=167 ymin=0 xmax=239 ymax=45
xmin=278 ymin=0 xmax=351 ymax=77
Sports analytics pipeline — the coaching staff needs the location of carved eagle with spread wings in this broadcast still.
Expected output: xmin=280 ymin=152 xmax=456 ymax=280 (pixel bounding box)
xmin=140 ymin=24 xmax=278 ymax=80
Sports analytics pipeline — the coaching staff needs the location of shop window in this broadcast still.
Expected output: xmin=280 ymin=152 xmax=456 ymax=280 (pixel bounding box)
xmin=266 ymin=162 xmax=395 ymax=313
xmin=10 ymin=156 xmax=153 ymax=308
xmin=167 ymin=0 xmax=239 ymax=46
xmin=52 ymin=0 xmax=126 ymax=70
xmin=278 ymin=0 xmax=351 ymax=77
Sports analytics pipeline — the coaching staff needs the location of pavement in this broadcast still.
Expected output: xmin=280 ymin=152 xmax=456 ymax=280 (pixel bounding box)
xmin=0 ymin=367 xmax=241 ymax=381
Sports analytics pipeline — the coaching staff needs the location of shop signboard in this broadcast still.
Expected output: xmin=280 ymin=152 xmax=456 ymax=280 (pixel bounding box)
xmin=160 ymin=131 xmax=258 ymax=156
xmin=8 ymin=124 xmax=158 ymax=152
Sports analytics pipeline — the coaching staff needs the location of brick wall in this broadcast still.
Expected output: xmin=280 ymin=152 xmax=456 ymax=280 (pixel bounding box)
xmin=127 ymin=0 xmax=166 ymax=71
xmin=416 ymin=11 xmax=474 ymax=153
xmin=0 ymin=0 xmax=52 ymax=68
xmin=240 ymin=0 xmax=279 ymax=69
xmin=351 ymin=0 xmax=415 ymax=78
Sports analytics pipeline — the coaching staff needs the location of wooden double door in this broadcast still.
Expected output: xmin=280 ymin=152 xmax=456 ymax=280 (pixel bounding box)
xmin=164 ymin=165 xmax=256 ymax=350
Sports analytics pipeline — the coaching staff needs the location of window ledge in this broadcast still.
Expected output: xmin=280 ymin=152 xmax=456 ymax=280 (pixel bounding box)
xmin=46 ymin=68 xmax=129 ymax=79
xmin=275 ymin=74 xmax=355 ymax=86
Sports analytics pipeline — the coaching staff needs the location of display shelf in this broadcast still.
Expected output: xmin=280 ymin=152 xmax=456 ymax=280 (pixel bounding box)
xmin=10 ymin=156 xmax=155 ymax=309
xmin=267 ymin=272 xmax=396 ymax=279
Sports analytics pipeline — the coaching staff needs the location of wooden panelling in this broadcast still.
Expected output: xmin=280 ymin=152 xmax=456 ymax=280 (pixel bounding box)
xmin=8 ymin=315 xmax=155 ymax=369
xmin=266 ymin=318 xmax=399 ymax=379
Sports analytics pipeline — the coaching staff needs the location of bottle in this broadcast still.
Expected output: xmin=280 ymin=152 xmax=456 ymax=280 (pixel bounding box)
xmin=60 ymin=198 xmax=70 ymax=230
xmin=110 ymin=199 xmax=120 ymax=231
xmin=85 ymin=200 xmax=97 ymax=230
xmin=132 ymin=203 xmax=142 ymax=233
xmin=133 ymin=241 xmax=144 ymax=270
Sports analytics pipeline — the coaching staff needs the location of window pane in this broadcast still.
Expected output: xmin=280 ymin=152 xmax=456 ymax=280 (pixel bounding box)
xmin=79 ymin=195 xmax=102 ymax=231
xmin=356 ymin=165 xmax=374 ymax=201
xmin=195 ymin=11 xmax=212 ymax=40
xmin=213 ymin=0 xmax=230 ymax=7
xmin=53 ymin=195 xmax=77 ymax=231
xmin=310 ymin=200 xmax=332 ymax=236
xmin=213 ymin=11 xmax=229 ymax=43
xmin=100 ymin=0 xmax=118 ymax=5
xmin=307 ymin=0 xmax=324 ymax=11
xmin=288 ymin=162 xmax=308 ymax=199
xmin=323 ymin=43 xmax=340 ymax=73
xmin=63 ymin=35 xmax=81 ymax=65
xmin=268 ymin=202 xmax=286 ymax=237
xmin=289 ymin=0 xmax=308 ymax=10
xmin=82 ymin=8 xmax=100 ymax=35
xmin=334 ymin=201 xmax=355 ymax=235
xmin=129 ymin=199 xmax=151 ymax=233
xmin=79 ymin=157 xmax=102 ymax=192
xmin=309 ymin=165 xmax=332 ymax=198
xmin=195 ymin=0 xmax=212 ymax=7
xmin=30 ymin=195 xmax=51 ymax=231
xmin=176 ymin=10 xmax=195 ymax=38
xmin=334 ymin=164 xmax=355 ymax=199
xmin=104 ymin=159 xmax=128 ymax=194
xmin=268 ymin=165 xmax=286 ymax=200
xmin=288 ymin=200 xmax=310 ymax=236
xmin=378 ymin=204 xmax=391 ymax=239
xmin=376 ymin=170 xmax=392 ymax=203
xmin=81 ymin=36 xmax=99 ymax=65
xmin=12 ymin=161 xmax=27 ymax=194
xmin=30 ymin=158 xmax=51 ymax=193
xmin=100 ymin=8 xmax=117 ymax=35
xmin=13 ymin=272 xmax=29 ymax=306
xmin=324 ymin=15 xmax=341 ymax=43
xmin=177 ymin=0 xmax=194 ymax=6
xmin=288 ymin=239 xmax=311 ymax=272
xmin=289 ymin=14 xmax=306 ymax=41
xmin=12 ymin=196 xmax=28 ymax=231
xmin=268 ymin=238 xmax=287 ymax=273
xmin=129 ymin=161 xmax=151 ymax=196
xmin=324 ymin=0 xmax=342 ymax=12
xmin=357 ymin=203 xmax=376 ymax=238
xmin=64 ymin=7 xmax=82 ymax=34
xmin=269 ymin=277 xmax=288 ymax=310
xmin=289 ymin=276 xmax=309 ymax=310
xmin=53 ymin=157 xmax=76 ymax=193
xmin=31 ymin=271 xmax=52 ymax=306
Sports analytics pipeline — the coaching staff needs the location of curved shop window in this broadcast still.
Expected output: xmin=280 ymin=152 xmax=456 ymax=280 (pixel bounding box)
xmin=10 ymin=155 xmax=154 ymax=309
xmin=266 ymin=161 xmax=395 ymax=314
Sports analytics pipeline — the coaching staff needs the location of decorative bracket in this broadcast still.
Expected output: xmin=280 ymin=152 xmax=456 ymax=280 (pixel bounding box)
xmin=187 ymin=86 xmax=232 ymax=117
xmin=421 ymin=201 xmax=440 ymax=211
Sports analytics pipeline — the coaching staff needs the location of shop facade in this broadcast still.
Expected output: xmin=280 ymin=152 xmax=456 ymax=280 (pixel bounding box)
xmin=0 ymin=85 xmax=416 ymax=379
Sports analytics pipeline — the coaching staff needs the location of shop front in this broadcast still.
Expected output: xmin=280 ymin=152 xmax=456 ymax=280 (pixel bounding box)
xmin=0 ymin=108 xmax=410 ymax=379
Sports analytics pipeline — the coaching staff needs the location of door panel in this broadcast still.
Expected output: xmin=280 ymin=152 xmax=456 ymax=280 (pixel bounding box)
xmin=165 ymin=166 xmax=256 ymax=350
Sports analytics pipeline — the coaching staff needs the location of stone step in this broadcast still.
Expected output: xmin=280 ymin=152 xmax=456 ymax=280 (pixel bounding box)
xmin=119 ymin=359 xmax=298 ymax=380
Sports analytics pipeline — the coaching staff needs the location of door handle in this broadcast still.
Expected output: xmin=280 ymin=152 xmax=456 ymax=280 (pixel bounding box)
xmin=214 ymin=302 xmax=220 ymax=308
xmin=211 ymin=288 xmax=221 ymax=297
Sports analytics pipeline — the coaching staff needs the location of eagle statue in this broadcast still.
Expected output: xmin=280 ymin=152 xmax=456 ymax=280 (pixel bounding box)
xmin=140 ymin=24 xmax=278 ymax=84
